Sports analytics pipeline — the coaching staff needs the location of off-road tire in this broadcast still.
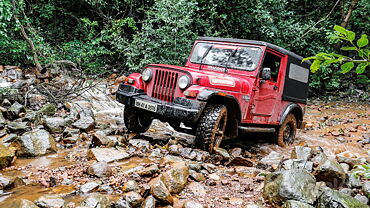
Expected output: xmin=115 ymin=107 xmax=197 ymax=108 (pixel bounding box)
xmin=124 ymin=106 xmax=152 ymax=133
xmin=277 ymin=113 xmax=297 ymax=147
xmin=195 ymin=104 xmax=227 ymax=152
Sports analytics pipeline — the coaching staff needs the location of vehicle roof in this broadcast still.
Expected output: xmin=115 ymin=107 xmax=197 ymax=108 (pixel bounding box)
xmin=197 ymin=37 xmax=306 ymax=62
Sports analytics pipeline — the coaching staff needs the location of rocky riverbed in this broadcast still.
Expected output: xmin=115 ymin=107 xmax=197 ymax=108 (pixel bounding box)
xmin=0 ymin=66 xmax=369 ymax=208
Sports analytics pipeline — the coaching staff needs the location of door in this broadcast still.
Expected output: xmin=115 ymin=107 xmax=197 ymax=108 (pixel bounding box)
xmin=251 ymin=50 xmax=286 ymax=123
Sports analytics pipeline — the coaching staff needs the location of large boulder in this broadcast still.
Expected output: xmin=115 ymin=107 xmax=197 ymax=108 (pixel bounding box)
xmin=87 ymin=162 xmax=112 ymax=177
xmin=87 ymin=148 xmax=130 ymax=163
xmin=363 ymin=181 xmax=370 ymax=197
xmin=7 ymin=121 xmax=31 ymax=133
xmin=263 ymin=169 xmax=318 ymax=206
xmin=291 ymin=146 xmax=312 ymax=161
xmin=72 ymin=116 xmax=95 ymax=132
xmin=124 ymin=191 xmax=143 ymax=207
xmin=141 ymin=195 xmax=155 ymax=208
xmin=81 ymin=193 xmax=111 ymax=208
xmin=34 ymin=194 xmax=65 ymax=208
xmin=4 ymin=102 xmax=25 ymax=120
xmin=7 ymin=199 xmax=39 ymax=208
xmin=43 ymin=117 xmax=67 ymax=133
xmin=316 ymin=187 xmax=369 ymax=208
xmin=282 ymin=200 xmax=315 ymax=208
xmin=149 ymin=176 xmax=173 ymax=204
xmin=313 ymin=158 xmax=346 ymax=184
xmin=0 ymin=143 xmax=15 ymax=169
xmin=14 ymin=129 xmax=57 ymax=157
xmin=161 ymin=162 xmax=189 ymax=194
xmin=260 ymin=151 xmax=284 ymax=166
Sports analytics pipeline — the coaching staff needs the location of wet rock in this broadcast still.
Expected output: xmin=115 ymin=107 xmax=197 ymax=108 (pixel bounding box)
xmin=363 ymin=181 xmax=370 ymax=197
xmin=0 ymin=144 xmax=15 ymax=169
xmin=229 ymin=147 xmax=242 ymax=158
xmin=225 ymin=156 xmax=253 ymax=167
xmin=168 ymin=145 xmax=181 ymax=155
xmin=189 ymin=170 xmax=205 ymax=182
xmin=263 ymin=169 xmax=318 ymax=205
xmin=5 ymin=102 xmax=25 ymax=120
xmin=141 ymin=195 xmax=155 ymax=208
xmin=291 ymin=146 xmax=312 ymax=161
xmin=72 ymin=116 xmax=95 ymax=132
xmin=0 ymin=175 xmax=15 ymax=189
xmin=122 ymin=180 xmax=139 ymax=192
xmin=282 ymin=200 xmax=315 ymax=208
xmin=91 ymin=131 xmax=117 ymax=147
xmin=336 ymin=156 xmax=362 ymax=169
xmin=281 ymin=159 xmax=313 ymax=172
xmin=183 ymin=201 xmax=203 ymax=208
xmin=81 ymin=193 xmax=110 ymax=208
xmin=0 ymin=112 xmax=6 ymax=128
xmin=87 ymin=148 xmax=130 ymax=163
xmin=162 ymin=162 xmax=189 ymax=194
xmin=87 ymin=162 xmax=112 ymax=177
xmin=124 ymin=191 xmax=143 ymax=207
xmin=213 ymin=147 xmax=230 ymax=160
xmin=128 ymin=139 xmax=150 ymax=151
xmin=7 ymin=121 xmax=31 ymax=133
xmin=316 ymin=187 xmax=368 ymax=208
xmin=80 ymin=181 xmax=100 ymax=193
xmin=178 ymin=147 xmax=196 ymax=160
xmin=8 ymin=199 xmax=39 ymax=208
xmin=14 ymin=129 xmax=57 ymax=157
xmin=62 ymin=136 xmax=80 ymax=144
xmin=115 ymin=198 xmax=132 ymax=208
xmin=347 ymin=171 xmax=362 ymax=188
xmin=149 ymin=176 xmax=173 ymax=204
xmin=313 ymin=158 xmax=346 ymax=184
xmin=2 ymin=133 xmax=18 ymax=144
xmin=35 ymin=194 xmax=65 ymax=208
xmin=260 ymin=151 xmax=284 ymax=166
xmin=38 ymin=104 xmax=56 ymax=116
xmin=137 ymin=164 xmax=159 ymax=177
xmin=98 ymin=184 xmax=114 ymax=194
xmin=43 ymin=117 xmax=66 ymax=133
xmin=354 ymin=194 xmax=369 ymax=205
xmin=185 ymin=182 xmax=207 ymax=197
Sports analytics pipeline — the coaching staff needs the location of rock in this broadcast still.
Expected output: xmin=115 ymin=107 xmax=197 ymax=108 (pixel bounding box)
xmin=185 ymin=182 xmax=207 ymax=197
xmin=183 ymin=201 xmax=203 ymax=208
xmin=340 ymin=163 xmax=350 ymax=173
xmin=0 ymin=175 xmax=15 ymax=189
xmin=189 ymin=170 xmax=205 ymax=182
xmin=115 ymin=198 xmax=132 ymax=208
xmin=91 ymin=131 xmax=117 ymax=147
xmin=208 ymin=173 xmax=220 ymax=181
xmin=87 ymin=162 xmax=112 ymax=177
xmin=168 ymin=145 xmax=181 ymax=155
xmin=229 ymin=147 xmax=242 ymax=158
xmin=80 ymin=181 xmax=100 ymax=193
xmin=0 ymin=112 xmax=6 ymax=128
xmin=263 ymin=169 xmax=318 ymax=205
xmin=38 ymin=104 xmax=56 ymax=116
xmin=245 ymin=204 xmax=264 ymax=208
xmin=179 ymin=147 xmax=196 ymax=160
xmin=34 ymin=194 xmax=65 ymax=208
xmin=0 ymin=144 xmax=15 ymax=169
xmin=2 ymin=133 xmax=18 ymax=143
xmin=354 ymin=194 xmax=369 ymax=205
xmin=226 ymin=156 xmax=254 ymax=167
xmin=149 ymin=176 xmax=173 ymax=204
xmin=43 ymin=117 xmax=66 ymax=133
xmin=79 ymin=108 xmax=94 ymax=119
xmin=234 ymin=167 xmax=262 ymax=177
xmin=213 ymin=147 xmax=230 ymax=160
xmin=339 ymin=188 xmax=353 ymax=196
xmin=313 ymin=158 xmax=346 ymax=184
xmin=81 ymin=193 xmax=110 ymax=208
xmin=193 ymin=149 xmax=210 ymax=161
xmin=87 ymin=148 xmax=130 ymax=163
xmin=7 ymin=199 xmax=39 ymax=208
xmin=260 ymin=151 xmax=284 ymax=166
xmin=124 ymin=191 xmax=143 ymax=207
xmin=62 ymin=127 xmax=80 ymax=138
xmin=141 ymin=195 xmax=155 ymax=208
xmin=282 ymin=200 xmax=315 ymax=208
xmin=291 ymin=146 xmax=312 ymax=161
xmin=281 ymin=159 xmax=313 ymax=172
xmin=347 ymin=171 xmax=362 ymax=188
xmin=336 ymin=156 xmax=362 ymax=169
xmin=62 ymin=136 xmax=80 ymax=144
xmin=122 ymin=180 xmax=139 ymax=192
xmin=7 ymin=121 xmax=31 ymax=133
xmin=72 ymin=116 xmax=95 ymax=132
xmin=137 ymin=164 xmax=159 ymax=177
xmin=14 ymin=129 xmax=57 ymax=157
xmin=363 ymin=181 xmax=370 ymax=197
xmin=202 ymin=163 xmax=217 ymax=173
xmin=162 ymin=162 xmax=189 ymax=194
xmin=5 ymin=102 xmax=25 ymax=120
xmin=128 ymin=139 xmax=150 ymax=151
xmin=98 ymin=184 xmax=114 ymax=194
xmin=316 ymin=187 xmax=368 ymax=208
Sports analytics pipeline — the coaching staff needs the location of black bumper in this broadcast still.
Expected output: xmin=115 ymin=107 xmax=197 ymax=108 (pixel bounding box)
xmin=116 ymin=84 xmax=206 ymax=125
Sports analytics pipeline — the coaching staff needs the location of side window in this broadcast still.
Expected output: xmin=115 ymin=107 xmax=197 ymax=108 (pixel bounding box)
xmin=262 ymin=52 xmax=281 ymax=82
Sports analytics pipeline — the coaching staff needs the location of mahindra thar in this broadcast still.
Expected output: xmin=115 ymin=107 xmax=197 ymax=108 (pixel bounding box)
xmin=116 ymin=37 xmax=310 ymax=152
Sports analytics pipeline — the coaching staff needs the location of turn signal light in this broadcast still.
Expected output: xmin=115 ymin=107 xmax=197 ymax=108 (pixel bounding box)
xmin=184 ymin=90 xmax=198 ymax=98
xmin=126 ymin=78 xmax=135 ymax=84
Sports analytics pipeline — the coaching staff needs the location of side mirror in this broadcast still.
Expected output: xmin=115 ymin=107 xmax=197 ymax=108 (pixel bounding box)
xmin=261 ymin=67 xmax=271 ymax=80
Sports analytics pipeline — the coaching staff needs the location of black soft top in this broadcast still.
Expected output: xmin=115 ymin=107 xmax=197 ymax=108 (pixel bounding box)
xmin=197 ymin=37 xmax=305 ymax=62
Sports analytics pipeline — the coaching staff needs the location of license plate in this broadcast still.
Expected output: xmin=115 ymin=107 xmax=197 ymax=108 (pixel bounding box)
xmin=134 ymin=99 xmax=158 ymax=112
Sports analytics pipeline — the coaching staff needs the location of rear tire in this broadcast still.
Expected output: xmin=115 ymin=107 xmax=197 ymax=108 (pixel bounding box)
xmin=124 ymin=106 xmax=152 ymax=133
xmin=277 ymin=114 xmax=297 ymax=147
xmin=195 ymin=104 xmax=228 ymax=153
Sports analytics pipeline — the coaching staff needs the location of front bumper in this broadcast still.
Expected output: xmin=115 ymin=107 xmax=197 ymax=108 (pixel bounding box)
xmin=116 ymin=84 xmax=206 ymax=125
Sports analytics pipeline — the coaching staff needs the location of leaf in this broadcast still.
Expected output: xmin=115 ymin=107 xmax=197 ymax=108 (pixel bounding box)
xmin=302 ymin=56 xmax=318 ymax=62
xmin=347 ymin=31 xmax=356 ymax=41
xmin=340 ymin=62 xmax=354 ymax=73
xmin=323 ymin=59 xmax=340 ymax=65
xmin=355 ymin=63 xmax=368 ymax=74
xmin=357 ymin=34 xmax=369 ymax=48
xmin=340 ymin=46 xmax=357 ymax=51
xmin=334 ymin=25 xmax=347 ymax=35
xmin=310 ymin=60 xmax=321 ymax=73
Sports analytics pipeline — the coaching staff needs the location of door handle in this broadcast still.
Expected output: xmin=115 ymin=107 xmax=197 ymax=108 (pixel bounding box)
xmin=273 ymin=86 xmax=278 ymax=90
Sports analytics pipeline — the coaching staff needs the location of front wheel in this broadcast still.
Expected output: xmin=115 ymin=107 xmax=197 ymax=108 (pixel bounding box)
xmin=124 ymin=106 xmax=152 ymax=133
xmin=194 ymin=104 xmax=228 ymax=153
xmin=277 ymin=114 xmax=297 ymax=147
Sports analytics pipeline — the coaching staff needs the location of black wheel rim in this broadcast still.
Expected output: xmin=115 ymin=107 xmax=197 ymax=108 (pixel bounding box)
xmin=283 ymin=123 xmax=293 ymax=144
xmin=213 ymin=114 xmax=227 ymax=150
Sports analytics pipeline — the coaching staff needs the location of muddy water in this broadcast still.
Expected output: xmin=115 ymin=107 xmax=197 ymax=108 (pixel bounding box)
xmin=0 ymin=101 xmax=369 ymax=206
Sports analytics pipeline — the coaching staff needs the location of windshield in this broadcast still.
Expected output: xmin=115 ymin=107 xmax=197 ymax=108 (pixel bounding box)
xmin=190 ymin=42 xmax=262 ymax=71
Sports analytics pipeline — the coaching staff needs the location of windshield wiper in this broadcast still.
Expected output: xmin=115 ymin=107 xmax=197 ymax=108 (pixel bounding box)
xmin=199 ymin=45 xmax=213 ymax=70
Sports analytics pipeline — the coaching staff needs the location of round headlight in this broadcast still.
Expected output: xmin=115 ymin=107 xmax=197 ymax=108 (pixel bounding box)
xmin=178 ymin=75 xmax=190 ymax=90
xmin=142 ymin=68 xmax=152 ymax=82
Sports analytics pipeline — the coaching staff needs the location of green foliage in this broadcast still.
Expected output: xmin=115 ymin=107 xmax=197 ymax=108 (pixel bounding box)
xmin=353 ymin=163 xmax=370 ymax=180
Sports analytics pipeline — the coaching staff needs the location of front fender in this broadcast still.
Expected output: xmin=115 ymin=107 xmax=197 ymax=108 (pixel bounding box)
xmin=125 ymin=73 xmax=145 ymax=89
xmin=280 ymin=103 xmax=304 ymax=127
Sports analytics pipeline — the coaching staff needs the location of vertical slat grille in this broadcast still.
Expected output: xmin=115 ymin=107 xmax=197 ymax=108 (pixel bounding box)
xmin=152 ymin=69 xmax=178 ymax=102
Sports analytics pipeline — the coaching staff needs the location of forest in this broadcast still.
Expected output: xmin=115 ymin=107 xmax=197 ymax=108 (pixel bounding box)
xmin=1 ymin=0 xmax=369 ymax=96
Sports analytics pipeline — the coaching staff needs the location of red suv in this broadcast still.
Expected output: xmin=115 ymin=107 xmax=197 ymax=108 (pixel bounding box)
xmin=116 ymin=37 xmax=310 ymax=152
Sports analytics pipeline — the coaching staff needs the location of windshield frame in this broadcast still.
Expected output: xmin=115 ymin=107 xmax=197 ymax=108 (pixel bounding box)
xmin=189 ymin=41 xmax=263 ymax=72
